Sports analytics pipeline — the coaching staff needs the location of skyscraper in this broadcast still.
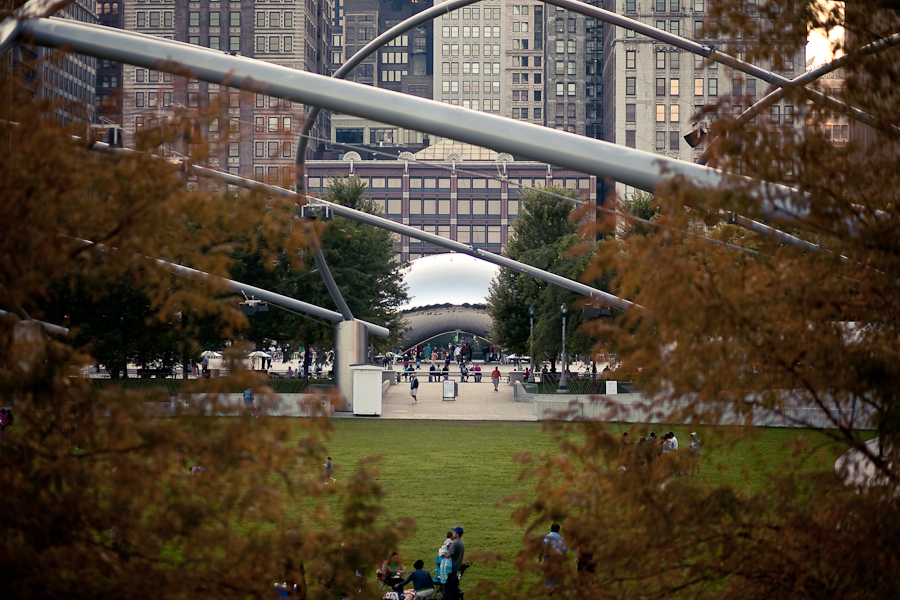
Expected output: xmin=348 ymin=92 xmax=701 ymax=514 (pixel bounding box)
xmin=120 ymin=0 xmax=332 ymax=181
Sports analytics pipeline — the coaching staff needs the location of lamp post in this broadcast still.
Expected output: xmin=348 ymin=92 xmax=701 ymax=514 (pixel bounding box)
xmin=557 ymin=303 xmax=568 ymax=393
xmin=528 ymin=305 xmax=535 ymax=383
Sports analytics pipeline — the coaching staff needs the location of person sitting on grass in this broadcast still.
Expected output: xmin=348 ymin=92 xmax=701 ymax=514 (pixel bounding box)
xmin=394 ymin=559 xmax=435 ymax=599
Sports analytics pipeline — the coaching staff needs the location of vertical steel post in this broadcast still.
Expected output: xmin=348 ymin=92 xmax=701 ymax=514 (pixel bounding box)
xmin=558 ymin=304 xmax=568 ymax=393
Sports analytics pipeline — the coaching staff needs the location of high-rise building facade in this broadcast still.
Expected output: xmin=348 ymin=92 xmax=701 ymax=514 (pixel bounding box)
xmin=97 ymin=1 xmax=125 ymax=125
xmin=11 ymin=0 xmax=99 ymax=125
xmin=120 ymin=0 xmax=332 ymax=181
xmin=326 ymin=0 xmax=433 ymax=160
xmin=545 ymin=1 xmax=603 ymax=137
xmin=602 ymin=0 xmax=804 ymax=196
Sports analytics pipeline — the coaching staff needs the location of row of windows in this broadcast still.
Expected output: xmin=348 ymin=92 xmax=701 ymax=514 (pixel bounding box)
xmin=441 ymin=62 xmax=501 ymax=76
xmin=381 ymin=70 xmax=406 ymax=82
xmin=254 ymin=141 xmax=293 ymax=158
xmin=443 ymin=98 xmax=502 ymax=112
xmin=442 ymin=43 xmax=501 ymax=57
xmin=307 ymin=176 xmax=584 ymax=193
xmin=440 ymin=81 xmax=504 ymax=95
xmin=254 ymin=35 xmax=294 ymax=53
xmin=444 ymin=7 xmax=503 ymax=20
xmin=135 ymin=11 xmax=173 ymax=27
xmin=552 ymin=40 xmax=579 ymax=54
xmin=555 ymin=83 xmax=578 ymax=96
xmin=381 ymin=51 xmax=408 ymax=64
xmin=512 ymin=90 xmax=542 ymax=102
xmin=255 ymin=10 xmax=294 ymax=27
xmin=441 ymin=25 xmax=502 ymax=39
xmin=625 ymin=76 xmax=719 ymax=96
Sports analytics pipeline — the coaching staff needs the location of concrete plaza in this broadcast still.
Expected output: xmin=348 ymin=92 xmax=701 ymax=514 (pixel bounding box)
xmin=374 ymin=362 xmax=537 ymax=422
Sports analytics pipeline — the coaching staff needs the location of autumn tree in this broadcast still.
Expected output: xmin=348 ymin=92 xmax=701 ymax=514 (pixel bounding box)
xmin=0 ymin=67 xmax=408 ymax=599
xmin=488 ymin=186 xmax=608 ymax=371
xmin=229 ymin=174 xmax=407 ymax=380
xmin=480 ymin=2 xmax=900 ymax=599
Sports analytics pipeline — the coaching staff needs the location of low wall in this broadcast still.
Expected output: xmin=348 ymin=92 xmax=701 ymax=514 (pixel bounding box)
xmin=146 ymin=392 xmax=335 ymax=418
xmin=522 ymin=385 xmax=877 ymax=429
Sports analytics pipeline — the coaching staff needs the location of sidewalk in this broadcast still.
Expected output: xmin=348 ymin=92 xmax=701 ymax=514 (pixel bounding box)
xmin=378 ymin=362 xmax=537 ymax=421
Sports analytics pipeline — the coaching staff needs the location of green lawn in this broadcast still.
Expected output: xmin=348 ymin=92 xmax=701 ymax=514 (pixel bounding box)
xmin=295 ymin=420 xmax=874 ymax=588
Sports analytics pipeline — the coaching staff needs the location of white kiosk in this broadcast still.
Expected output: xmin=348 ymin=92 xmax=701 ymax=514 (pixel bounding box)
xmin=350 ymin=364 xmax=384 ymax=415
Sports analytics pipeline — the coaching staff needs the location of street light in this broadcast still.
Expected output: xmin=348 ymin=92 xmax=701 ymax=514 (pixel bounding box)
xmin=557 ymin=303 xmax=568 ymax=393
xmin=528 ymin=305 xmax=535 ymax=383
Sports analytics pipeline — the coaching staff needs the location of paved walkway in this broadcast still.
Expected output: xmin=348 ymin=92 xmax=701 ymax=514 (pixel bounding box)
xmin=377 ymin=362 xmax=537 ymax=421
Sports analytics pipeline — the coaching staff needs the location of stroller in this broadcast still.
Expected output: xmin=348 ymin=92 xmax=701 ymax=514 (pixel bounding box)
xmin=430 ymin=562 xmax=472 ymax=600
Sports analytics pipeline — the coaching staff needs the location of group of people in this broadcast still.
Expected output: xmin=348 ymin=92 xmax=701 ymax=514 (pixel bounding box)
xmin=378 ymin=526 xmax=466 ymax=600
xmin=622 ymin=431 xmax=701 ymax=475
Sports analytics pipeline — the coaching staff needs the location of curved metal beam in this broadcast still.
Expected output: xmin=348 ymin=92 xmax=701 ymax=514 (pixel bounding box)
xmin=22 ymin=18 xmax=815 ymax=231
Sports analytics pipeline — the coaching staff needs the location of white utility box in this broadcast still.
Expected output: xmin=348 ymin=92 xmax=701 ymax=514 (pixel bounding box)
xmin=351 ymin=364 xmax=384 ymax=416
xmin=442 ymin=379 xmax=458 ymax=401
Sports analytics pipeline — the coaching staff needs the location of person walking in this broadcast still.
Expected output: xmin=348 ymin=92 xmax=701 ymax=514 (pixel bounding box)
xmin=323 ymin=455 xmax=336 ymax=483
xmin=410 ymin=373 xmax=419 ymax=404
xmin=541 ymin=523 xmax=568 ymax=592
xmin=690 ymin=432 xmax=701 ymax=475
xmin=243 ymin=388 xmax=258 ymax=418
xmin=492 ymin=367 xmax=501 ymax=391
xmin=441 ymin=526 xmax=465 ymax=600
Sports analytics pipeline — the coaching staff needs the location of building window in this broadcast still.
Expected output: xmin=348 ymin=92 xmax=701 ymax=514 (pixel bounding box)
xmin=229 ymin=142 xmax=239 ymax=157
xmin=210 ymin=11 xmax=220 ymax=27
xmin=230 ymin=12 xmax=240 ymax=27
xmin=189 ymin=11 xmax=199 ymax=26
xmin=670 ymin=130 xmax=680 ymax=150
xmin=568 ymin=83 xmax=576 ymax=96
xmin=656 ymin=51 xmax=665 ymax=69
xmin=150 ymin=12 xmax=159 ymax=27
xmin=626 ymin=103 xmax=636 ymax=122
xmin=188 ymin=92 xmax=199 ymax=107
xmin=657 ymin=78 xmax=666 ymax=96
xmin=694 ymin=0 xmax=704 ymax=10
xmin=784 ymin=104 xmax=794 ymax=123
xmin=626 ymin=0 xmax=636 ymax=10
xmin=209 ymin=36 xmax=219 ymax=50
xmin=230 ymin=36 xmax=240 ymax=52
xmin=670 ymin=21 xmax=680 ymax=36
xmin=771 ymin=105 xmax=781 ymax=123
xmin=567 ymin=40 xmax=576 ymax=53
xmin=626 ymin=130 xmax=636 ymax=148
xmin=656 ymin=130 xmax=666 ymax=149
xmin=670 ymin=52 xmax=680 ymax=69
xmin=657 ymin=104 xmax=666 ymax=122
xmin=556 ymin=83 xmax=564 ymax=96
xmin=670 ymin=0 xmax=680 ymax=11
xmin=670 ymin=104 xmax=679 ymax=121
xmin=626 ymin=77 xmax=636 ymax=95
xmin=656 ymin=0 xmax=666 ymax=10
xmin=135 ymin=92 xmax=144 ymax=107
xmin=670 ymin=79 xmax=680 ymax=95
xmin=708 ymin=78 xmax=718 ymax=96
xmin=694 ymin=77 xmax=703 ymax=95
xmin=626 ymin=50 xmax=636 ymax=69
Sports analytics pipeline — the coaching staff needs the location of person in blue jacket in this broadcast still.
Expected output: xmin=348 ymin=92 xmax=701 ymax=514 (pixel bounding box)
xmin=394 ymin=559 xmax=435 ymax=598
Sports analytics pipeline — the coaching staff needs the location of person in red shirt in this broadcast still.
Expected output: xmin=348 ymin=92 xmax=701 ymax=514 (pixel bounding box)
xmin=491 ymin=367 xmax=501 ymax=391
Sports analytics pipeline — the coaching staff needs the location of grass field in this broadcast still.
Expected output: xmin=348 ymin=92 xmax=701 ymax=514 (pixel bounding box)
xmin=292 ymin=420 xmax=874 ymax=588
